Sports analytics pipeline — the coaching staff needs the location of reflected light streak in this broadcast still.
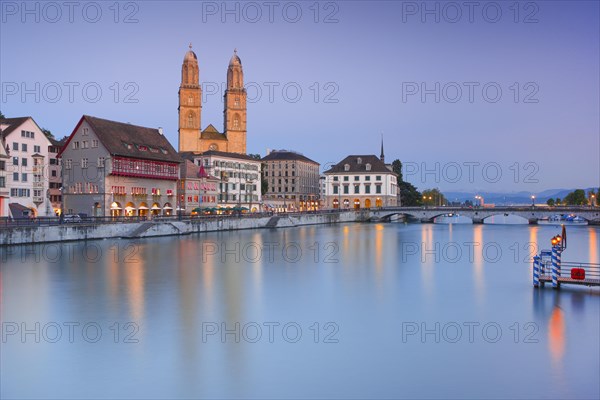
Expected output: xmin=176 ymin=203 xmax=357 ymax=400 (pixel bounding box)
xmin=548 ymin=305 xmax=566 ymax=365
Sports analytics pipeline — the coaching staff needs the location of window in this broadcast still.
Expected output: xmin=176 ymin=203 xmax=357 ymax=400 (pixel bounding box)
xmin=13 ymin=172 xmax=19 ymax=181
xmin=0 ymin=160 xmax=4 ymax=171
xmin=376 ymin=185 xmax=382 ymax=194
xmin=354 ymin=185 xmax=360 ymax=194
xmin=12 ymin=143 xmax=18 ymax=151
xmin=343 ymin=185 xmax=349 ymax=194
xmin=366 ymin=163 xmax=371 ymax=171
xmin=21 ymin=158 xmax=27 ymax=167
xmin=98 ymin=157 xmax=105 ymax=167
xmin=12 ymin=157 xmax=18 ymax=166
xmin=354 ymin=176 xmax=359 ymax=181
xmin=92 ymin=140 xmax=99 ymax=148
xmin=73 ymin=141 xmax=80 ymax=149
xmin=357 ymin=157 xmax=362 ymax=164
xmin=343 ymin=176 xmax=349 ymax=182
xmin=344 ymin=164 xmax=350 ymax=171
xmin=82 ymin=141 xmax=88 ymax=149
xmin=365 ymin=176 xmax=371 ymax=181
xmin=376 ymin=176 xmax=381 ymax=181
xmin=11 ymin=188 xmax=18 ymax=196
xmin=65 ymin=159 xmax=72 ymax=169
xmin=83 ymin=128 xmax=88 ymax=136
xmin=365 ymin=185 xmax=371 ymax=194
xmin=333 ymin=186 xmax=338 ymax=194
xmin=51 ymin=170 xmax=57 ymax=177
xmin=21 ymin=173 xmax=27 ymax=182
xmin=0 ymin=177 xmax=4 ymax=188
xmin=81 ymin=158 xmax=88 ymax=168
xmin=333 ymin=176 xmax=338 ymax=182
xmin=34 ymin=145 xmax=41 ymax=153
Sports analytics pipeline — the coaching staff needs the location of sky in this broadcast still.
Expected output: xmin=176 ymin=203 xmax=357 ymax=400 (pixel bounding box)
xmin=1 ymin=0 xmax=599 ymax=193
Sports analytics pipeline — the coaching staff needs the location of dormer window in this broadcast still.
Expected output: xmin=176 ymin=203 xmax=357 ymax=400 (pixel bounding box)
xmin=357 ymin=157 xmax=362 ymax=164
xmin=344 ymin=164 xmax=350 ymax=171
xmin=366 ymin=163 xmax=371 ymax=171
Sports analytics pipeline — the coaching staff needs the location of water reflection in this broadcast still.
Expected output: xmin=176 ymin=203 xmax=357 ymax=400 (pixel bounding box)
xmin=1 ymin=224 xmax=598 ymax=399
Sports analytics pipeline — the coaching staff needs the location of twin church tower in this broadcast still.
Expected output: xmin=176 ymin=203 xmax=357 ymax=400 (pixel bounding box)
xmin=178 ymin=45 xmax=247 ymax=154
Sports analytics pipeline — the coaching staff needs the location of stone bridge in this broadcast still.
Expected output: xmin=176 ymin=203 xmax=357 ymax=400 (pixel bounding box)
xmin=362 ymin=206 xmax=600 ymax=225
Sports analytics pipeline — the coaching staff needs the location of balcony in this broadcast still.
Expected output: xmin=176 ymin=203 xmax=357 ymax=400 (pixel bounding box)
xmin=33 ymin=196 xmax=44 ymax=203
xmin=33 ymin=182 xmax=44 ymax=188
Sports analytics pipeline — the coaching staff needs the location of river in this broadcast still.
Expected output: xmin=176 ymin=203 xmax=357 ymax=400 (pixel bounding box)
xmin=1 ymin=222 xmax=599 ymax=399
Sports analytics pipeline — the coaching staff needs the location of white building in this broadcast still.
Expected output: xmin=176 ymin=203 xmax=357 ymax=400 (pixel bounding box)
xmin=324 ymin=154 xmax=398 ymax=209
xmin=0 ymin=131 xmax=8 ymax=217
xmin=0 ymin=116 xmax=53 ymax=217
xmin=181 ymin=150 xmax=261 ymax=212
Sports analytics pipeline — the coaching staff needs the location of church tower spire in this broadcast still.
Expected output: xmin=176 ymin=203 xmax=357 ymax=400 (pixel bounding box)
xmin=223 ymin=49 xmax=247 ymax=154
xmin=178 ymin=43 xmax=202 ymax=152
xmin=380 ymin=134 xmax=385 ymax=163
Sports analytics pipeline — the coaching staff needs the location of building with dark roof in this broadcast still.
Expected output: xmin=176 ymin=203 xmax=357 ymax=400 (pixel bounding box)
xmin=323 ymin=153 xmax=398 ymax=209
xmin=181 ymin=150 xmax=261 ymax=211
xmin=178 ymin=160 xmax=220 ymax=214
xmin=261 ymin=150 xmax=320 ymax=211
xmin=0 ymin=116 xmax=53 ymax=217
xmin=58 ymin=115 xmax=182 ymax=217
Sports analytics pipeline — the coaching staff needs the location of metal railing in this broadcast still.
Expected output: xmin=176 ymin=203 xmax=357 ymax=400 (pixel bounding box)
xmin=0 ymin=209 xmax=353 ymax=228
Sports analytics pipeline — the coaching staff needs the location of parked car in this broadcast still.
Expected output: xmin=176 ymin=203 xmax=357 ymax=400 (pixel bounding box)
xmin=63 ymin=214 xmax=82 ymax=223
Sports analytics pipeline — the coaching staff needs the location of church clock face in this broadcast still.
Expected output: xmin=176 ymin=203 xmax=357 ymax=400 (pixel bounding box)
xmin=209 ymin=144 xmax=217 ymax=151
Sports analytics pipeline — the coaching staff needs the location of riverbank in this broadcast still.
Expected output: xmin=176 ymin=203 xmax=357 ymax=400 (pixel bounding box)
xmin=0 ymin=211 xmax=365 ymax=246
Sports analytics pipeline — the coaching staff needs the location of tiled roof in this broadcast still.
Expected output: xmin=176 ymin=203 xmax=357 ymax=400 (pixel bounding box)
xmin=200 ymin=124 xmax=227 ymax=140
xmin=61 ymin=115 xmax=182 ymax=163
xmin=180 ymin=150 xmax=259 ymax=162
xmin=261 ymin=150 xmax=319 ymax=165
xmin=324 ymin=155 xmax=393 ymax=174
xmin=0 ymin=117 xmax=32 ymax=139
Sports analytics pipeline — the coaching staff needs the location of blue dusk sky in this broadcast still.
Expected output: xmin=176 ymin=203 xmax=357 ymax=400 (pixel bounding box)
xmin=1 ymin=0 xmax=598 ymax=193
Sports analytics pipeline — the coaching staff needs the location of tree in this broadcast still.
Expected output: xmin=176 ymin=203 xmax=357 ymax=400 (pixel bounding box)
xmin=392 ymin=158 xmax=421 ymax=206
xmin=555 ymin=198 xmax=562 ymax=205
xmin=0 ymin=110 xmax=5 ymax=119
xmin=422 ymin=188 xmax=447 ymax=206
xmin=564 ymin=189 xmax=588 ymax=205
xmin=399 ymin=181 xmax=422 ymax=206
xmin=546 ymin=198 xmax=555 ymax=207
xmin=392 ymin=159 xmax=402 ymax=181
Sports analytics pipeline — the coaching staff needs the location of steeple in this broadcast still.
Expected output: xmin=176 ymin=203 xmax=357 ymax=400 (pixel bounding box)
xmin=380 ymin=134 xmax=385 ymax=163
xmin=224 ymin=49 xmax=247 ymax=154
xmin=178 ymin=44 xmax=202 ymax=152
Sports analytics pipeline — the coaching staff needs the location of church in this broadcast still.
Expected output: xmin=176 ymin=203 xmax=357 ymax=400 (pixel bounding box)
xmin=178 ymin=45 xmax=247 ymax=154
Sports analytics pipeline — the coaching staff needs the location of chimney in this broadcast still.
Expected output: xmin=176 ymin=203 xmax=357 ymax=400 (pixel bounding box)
xmin=158 ymin=127 xmax=163 ymax=135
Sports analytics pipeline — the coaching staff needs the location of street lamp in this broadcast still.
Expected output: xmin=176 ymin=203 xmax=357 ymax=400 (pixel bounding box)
xmin=531 ymin=195 xmax=535 ymax=207
xmin=591 ymin=194 xmax=596 ymax=208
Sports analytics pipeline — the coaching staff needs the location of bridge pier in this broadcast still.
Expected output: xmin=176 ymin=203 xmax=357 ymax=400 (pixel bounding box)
xmin=473 ymin=218 xmax=484 ymax=224
xmin=528 ymin=218 xmax=538 ymax=225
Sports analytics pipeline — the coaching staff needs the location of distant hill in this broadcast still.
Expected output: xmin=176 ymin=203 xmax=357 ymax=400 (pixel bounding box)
xmin=443 ymin=188 xmax=597 ymax=205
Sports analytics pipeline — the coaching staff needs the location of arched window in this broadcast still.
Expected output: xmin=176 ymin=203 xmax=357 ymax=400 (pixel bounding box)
xmin=188 ymin=96 xmax=193 ymax=105
xmin=366 ymin=163 xmax=371 ymax=171
xmin=344 ymin=164 xmax=350 ymax=172
xmin=187 ymin=112 xmax=194 ymax=128
xmin=233 ymin=115 xmax=240 ymax=129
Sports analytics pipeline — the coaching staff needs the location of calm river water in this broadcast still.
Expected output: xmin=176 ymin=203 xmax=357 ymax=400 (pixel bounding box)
xmin=1 ymin=223 xmax=599 ymax=399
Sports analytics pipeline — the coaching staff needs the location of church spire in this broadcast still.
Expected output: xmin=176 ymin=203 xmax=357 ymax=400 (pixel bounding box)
xmin=380 ymin=134 xmax=385 ymax=163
